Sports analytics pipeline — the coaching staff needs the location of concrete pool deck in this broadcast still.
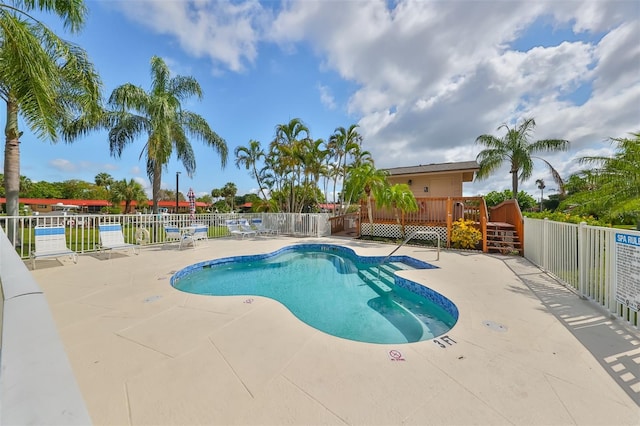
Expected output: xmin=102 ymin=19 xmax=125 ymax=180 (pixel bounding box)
xmin=31 ymin=236 xmax=639 ymax=425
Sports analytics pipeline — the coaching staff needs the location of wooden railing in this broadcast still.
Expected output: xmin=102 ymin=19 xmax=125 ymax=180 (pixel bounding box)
xmin=360 ymin=197 xmax=485 ymax=225
xmin=489 ymin=199 xmax=524 ymax=255
xmin=328 ymin=212 xmax=360 ymax=236
xmin=480 ymin=197 xmax=489 ymax=253
xmin=358 ymin=197 xmax=487 ymax=248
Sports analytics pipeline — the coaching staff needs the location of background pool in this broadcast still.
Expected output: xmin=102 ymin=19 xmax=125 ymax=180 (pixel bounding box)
xmin=173 ymin=247 xmax=457 ymax=344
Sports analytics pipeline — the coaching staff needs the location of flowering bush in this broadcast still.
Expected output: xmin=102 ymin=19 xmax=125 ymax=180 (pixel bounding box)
xmin=450 ymin=219 xmax=482 ymax=249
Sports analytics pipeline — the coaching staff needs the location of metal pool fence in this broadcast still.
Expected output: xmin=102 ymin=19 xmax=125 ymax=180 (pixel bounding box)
xmin=0 ymin=212 xmax=331 ymax=259
xmin=524 ymin=217 xmax=639 ymax=327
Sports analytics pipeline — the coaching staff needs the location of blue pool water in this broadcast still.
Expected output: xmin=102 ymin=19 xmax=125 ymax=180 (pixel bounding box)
xmin=171 ymin=244 xmax=458 ymax=344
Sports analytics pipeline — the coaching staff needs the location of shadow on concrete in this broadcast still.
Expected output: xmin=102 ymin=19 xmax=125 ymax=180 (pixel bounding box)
xmin=501 ymin=256 xmax=640 ymax=406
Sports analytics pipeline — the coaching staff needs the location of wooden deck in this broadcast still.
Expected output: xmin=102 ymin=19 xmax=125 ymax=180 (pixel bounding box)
xmin=329 ymin=197 xmax=524 ymax=255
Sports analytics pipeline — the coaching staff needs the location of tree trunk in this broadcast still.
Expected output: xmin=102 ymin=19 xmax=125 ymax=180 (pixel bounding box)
xmin=4 ymin=97 xmax=21 ymax=246
xmin=152 ymin=162 xmax=162 ymax=214
xmin=366 ymin=191 xmax=374 ymax=239
xmin=511 ymin=168 xmax=519 ymax=198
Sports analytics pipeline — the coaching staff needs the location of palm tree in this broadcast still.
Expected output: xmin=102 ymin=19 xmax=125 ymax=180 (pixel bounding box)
xmin=298 ymin=137 xmax=329 ymax=212
xmin=377 ymin=184 xmax=418 ymax=239
xmin=343 ymin=163 xmax=389 ymax=239
xmin=110 ymin=178 xmax=147 ymax=214
xmin=475 ymin=118 xmax=569 ymax=198
xmin=1 ymin=0 xmax=102 ymax=221
xmin=19 ymin=175 xmax=32 ymax=195
xmin=235 ymin=139 xmax=268 ymax=200
xmin=270 ymin=118 xmax=310 ymax=213
xmin=221 ymin=182 xmax=237 ymax=211
xmin=95 ymin=172 xmax=114 ymax=189
xmin=569 ymin=132 xmax=640 ymax=223
xmin=328 ymin=124 xmax=362 ymax=214
xmin=535 ymin=178 xmax=546 ymax=211
xmin=104 ymin=56 xmax=227 ymax=213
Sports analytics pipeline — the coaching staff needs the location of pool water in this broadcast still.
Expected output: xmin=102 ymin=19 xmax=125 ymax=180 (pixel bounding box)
xmin=172 ymin=245 xmax=458 ymax=344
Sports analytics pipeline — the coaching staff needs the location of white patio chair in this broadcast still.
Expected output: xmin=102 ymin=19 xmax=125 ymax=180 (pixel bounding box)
xmin=191 ymin=225 xmax=209 ymax=246
xmin=225 ymin=220 xmax=256 ymax=239
xmin=98 ymin=223 xmax=139 ymax=258
xmin=30 ymin=226 xmax=78 ymax=269
xmin=251 ymin=218 xmax=276 ymax=236
xmin=164 ymin=225 xmax=193 ymax=249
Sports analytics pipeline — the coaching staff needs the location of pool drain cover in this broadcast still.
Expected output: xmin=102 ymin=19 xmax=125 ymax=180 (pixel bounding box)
xmin=483 ymin=320 xmax=507 ymax=332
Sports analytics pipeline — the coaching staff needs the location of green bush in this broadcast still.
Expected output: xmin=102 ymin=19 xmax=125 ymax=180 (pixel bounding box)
xmin=523 ymin=211 xmax=610 ymax=226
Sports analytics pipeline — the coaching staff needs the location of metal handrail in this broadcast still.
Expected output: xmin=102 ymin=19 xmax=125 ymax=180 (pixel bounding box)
xmin=377 ymin=231 xmax=440 ymax=278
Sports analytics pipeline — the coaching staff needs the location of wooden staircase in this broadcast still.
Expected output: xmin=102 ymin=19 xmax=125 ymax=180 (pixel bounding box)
xmin=486 ymin=222 xmax=522 ymax=254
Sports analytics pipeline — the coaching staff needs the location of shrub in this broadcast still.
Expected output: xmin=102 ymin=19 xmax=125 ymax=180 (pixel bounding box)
xmin=451 ymin=219 xmax=482 ymax=249
xmin=523 ymin=211 xmax=610 ymax=227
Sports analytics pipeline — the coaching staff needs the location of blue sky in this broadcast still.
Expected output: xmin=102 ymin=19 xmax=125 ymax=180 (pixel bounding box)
xmin=4 ymin=0 xmax=639 ymax=201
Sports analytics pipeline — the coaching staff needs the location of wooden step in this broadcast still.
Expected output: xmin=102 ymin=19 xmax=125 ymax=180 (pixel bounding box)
xmin=485 ymin=222 xmax=522 ymax=255
xmin=487 ymin=221 xmax=515 ymax=229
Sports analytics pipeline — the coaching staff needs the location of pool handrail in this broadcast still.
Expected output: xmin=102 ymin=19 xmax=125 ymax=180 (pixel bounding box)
xmin=377 ymin=230 xmax=440 ymax=278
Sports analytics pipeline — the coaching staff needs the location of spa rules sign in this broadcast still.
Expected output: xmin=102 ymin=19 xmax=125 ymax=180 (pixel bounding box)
xmin=615 ymin=232 xmax=640 ymax=312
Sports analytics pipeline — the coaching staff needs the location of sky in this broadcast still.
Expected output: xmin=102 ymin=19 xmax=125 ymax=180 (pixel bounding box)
xmin=3 ymin=0 xmax=639 ymax=202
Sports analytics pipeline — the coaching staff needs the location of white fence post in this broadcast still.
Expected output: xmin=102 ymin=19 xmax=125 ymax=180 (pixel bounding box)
xmin=542 ymin=218 xmax=549 ymax=272
xmin=578 ymin=222 xmax=586 ymax=296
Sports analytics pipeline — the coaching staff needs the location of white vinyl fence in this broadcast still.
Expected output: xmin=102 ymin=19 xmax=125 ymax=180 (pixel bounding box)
xmin=524 ymin=217 xmax=639 ymax=327
xmin=0 ymin=212 xmax=331 ymax=260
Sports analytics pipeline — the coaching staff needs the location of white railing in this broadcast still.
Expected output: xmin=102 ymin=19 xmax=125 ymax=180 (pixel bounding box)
xmin=524 ymin=217 xmax=639 ymax=327
xmin=0 ymin=212 xmax=331 ymax=259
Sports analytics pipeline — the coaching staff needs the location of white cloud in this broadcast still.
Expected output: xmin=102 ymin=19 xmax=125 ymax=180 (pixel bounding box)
xmin=109 ymin=0 xmax=638 ymax=197
xmin=318 ymin=84 xmax=336 ymax=110
xmin=113 ymin=0 xmax=267 ymax=72
xmin=49 ymin=159 xmax=76 ymax=172
xmin=267 ymin=0 xmax=638 ymax=196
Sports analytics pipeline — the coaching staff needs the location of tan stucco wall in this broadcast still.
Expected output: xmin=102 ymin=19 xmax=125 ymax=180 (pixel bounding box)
xmin=388 ymin=172 xmax=464 ymax=198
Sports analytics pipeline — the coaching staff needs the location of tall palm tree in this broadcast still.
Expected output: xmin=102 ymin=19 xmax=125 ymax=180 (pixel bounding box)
xmin=328 ymin=124 xmax=362 ymax=214
xmin=221 ymin=181 xmax=237 ymax=211
xmin=475 ymin=118 xmax=569 ymax=198
xmin=110 ymin=178 xmax=147 ymax=214
xmin=377 ymin=184 xmax=418 ymax=239
xmin=270 ymin=118 xmax=310 ymax=213
xmin=235 ymin=139 xmax=268 ymax=200
xmin=297 ymin=137 xmax=328 ymax=212
xmin=1 ymin=0 xmax=102 ymax=221
xmin=343 ymin=163 xmax=388 ymax=238
xmin=105 ymin=56 xmax=227 ymax=213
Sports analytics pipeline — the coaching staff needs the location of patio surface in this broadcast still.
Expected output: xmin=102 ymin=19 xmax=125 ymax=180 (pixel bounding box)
xmin=31 ymin=235 xmax=640 ymax=425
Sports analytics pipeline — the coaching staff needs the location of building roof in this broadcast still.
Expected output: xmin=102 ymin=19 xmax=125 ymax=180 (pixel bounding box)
xmin=384 ymin=160 xmax=480 ymax=176
xmin=0 ymin=198 xmax=209 ymax=208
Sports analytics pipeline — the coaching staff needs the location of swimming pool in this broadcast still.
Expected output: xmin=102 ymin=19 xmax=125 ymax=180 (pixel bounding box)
xmin=171 ymin=244 xmax=458 ymax=344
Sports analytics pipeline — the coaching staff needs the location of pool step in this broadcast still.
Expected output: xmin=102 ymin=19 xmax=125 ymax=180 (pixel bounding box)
xmin=378 ymin=264 xmax=401 ymax=275
xmin=388 ymin=261 xmax=414 ymax=271
xmin=359 ymin=269 xmax=393 ymax=294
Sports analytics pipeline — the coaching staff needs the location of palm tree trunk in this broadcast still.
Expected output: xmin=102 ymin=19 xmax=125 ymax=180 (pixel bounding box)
xmin=511 ymin=168 xmax=519 ymax=198
xmin=366 ymin=191 xmax=374 ymax=239
xmin=394 ymin=207 xmax=403 ymax=239
xmin=252 ymin=164 xmax=268 ymax=200
xmin=4 ymin=97 xmax=21 ymax=246
xmin=152 ymin=162 xmax=162 ymax=214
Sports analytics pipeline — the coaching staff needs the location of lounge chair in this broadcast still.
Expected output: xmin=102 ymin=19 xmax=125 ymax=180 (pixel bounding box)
xmin=30 ymin=226 xmax=78 ymax=269
xmin=98 ymin=223 xmax=139 ymax=258
xmin=251 ymin=218 xmax=276 ymax=236
xmin=225 ymin=220 xmax=256 ymax=239
xmin=191 ymin=225 xmax=209 ymax=246
xmin=164 ymin=225 xmax=193 ymax=249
